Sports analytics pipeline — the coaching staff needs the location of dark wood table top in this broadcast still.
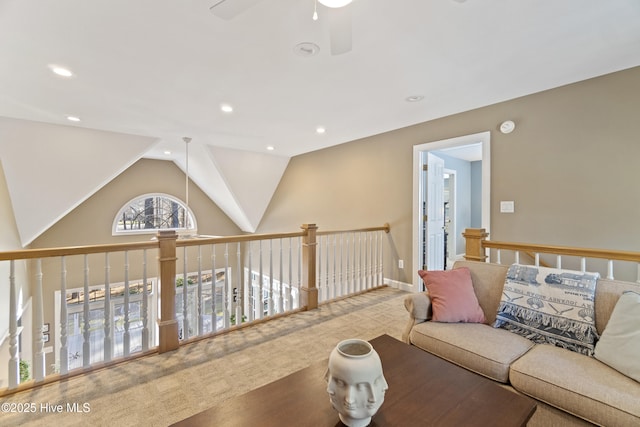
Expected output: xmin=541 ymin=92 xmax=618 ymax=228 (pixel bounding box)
xmin=171 ymin=334 xmax=536 ymax=427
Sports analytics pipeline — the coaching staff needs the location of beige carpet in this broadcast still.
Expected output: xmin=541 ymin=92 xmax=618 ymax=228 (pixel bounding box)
xmin=2 ymin=287 xmax=408 ymax=427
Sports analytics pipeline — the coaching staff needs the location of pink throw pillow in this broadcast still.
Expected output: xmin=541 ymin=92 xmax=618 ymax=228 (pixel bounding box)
xmin=418 ymin=267 xmax=486 ymax=323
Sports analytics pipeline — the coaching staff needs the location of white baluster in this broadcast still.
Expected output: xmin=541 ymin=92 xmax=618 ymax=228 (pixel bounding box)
xmin=287 ymin=238 xmax=293 ymax=312
xmin=339 ymin=233 xmax=344 ymax=297
xmin=268 ymin=240 xmax=274 ymax=316
xmin=534 ymin=253 xmax=540 ymax=267
xmin=103 ymin=253 xmax=112 ymax=362
xmin=367 ymin=232 xmax=372 ymax=289
xmin=33 ymin=259 xmax=45 ymax=381
xmin=332 ymin=235 xmax=337 ymax=298
xmin=224 ymin=243 xmax=233 ymax=328
xmin=279 ymin=239 xmax=284 ymax=313
xmin=141 ymin=249 xmax=149 ymax=351
xmin=359 ymin=232 xmax=364 ymax=292
xmin=375 ymin=231 xmax=380 ymax=285
xmin=8 ymin=260 xmax=19 ymax=388
xmin=380 ymin=230 xmax=384 ymax=285
xmin=317 ymin=236 xmax=323 ymax=302
xmin=353 ymin=233 xmax=357 ymax=294
xmin=123 ymin=251 xmax=130 ymax=357
xmin=636 ymin=263 xmax=640 ymax=284
xmin=343 ymin=233 xmax=349 ymax=296
xmin=515 ymin=251 xmax=520 ymax=265
xmin=182 ymin=247 xmax=188 ymax=340
xmin=257 ymin=240 xmax=263 ymax=320
xmin=325 ymin=235 xmax=330 ymax=300
xmin=82 ymin=255 xmax=90 ymax=367
xmin=607 ymin=260 xmax=614 ymax=280
xmin=246 ymin=242 xmax=253 ymax=322
xmin=59 ymin=257 xmax=69 ymax=374
xmin=581 ymin=257 xmax=587 ymax=273
xmin=297 ymin=236 xmax=302 ymax=308
xmin=237 ymin=242 xmax=243 ymax=323
xmin=556 ymin=255 xmax=562 ymax=269
xmin=496 ymin=249 xmax=502 ymax=265
xmin=197 ymin=246 xmax=203 ymax=336
xmin=211 ymin=244 xmax=219 ymax=330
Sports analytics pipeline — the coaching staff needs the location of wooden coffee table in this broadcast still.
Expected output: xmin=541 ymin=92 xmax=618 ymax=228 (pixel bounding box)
xmin=171 ymin=334 xmax=536 ymax=426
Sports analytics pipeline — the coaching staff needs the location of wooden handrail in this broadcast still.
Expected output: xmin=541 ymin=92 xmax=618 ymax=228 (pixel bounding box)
xmin=0 ymin=241 xmax=159 ymax=261
xmin=317 ymin=223 xmax=390 ymax=236
xmin=482 ymin=240 xmax=640 ymax=263
xmin=175 ymin=231 xmax=306 ymax=248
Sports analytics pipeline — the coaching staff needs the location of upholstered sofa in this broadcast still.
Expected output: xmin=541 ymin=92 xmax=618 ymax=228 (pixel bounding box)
xmin=402 ymin=260 xmax=640 ymax=426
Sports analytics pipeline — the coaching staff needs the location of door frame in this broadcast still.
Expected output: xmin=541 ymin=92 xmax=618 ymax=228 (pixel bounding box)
xmin=412 ymin=131 xmax=491 ymax=292
xmin=444 ymin=168 xmax=456 ymax=268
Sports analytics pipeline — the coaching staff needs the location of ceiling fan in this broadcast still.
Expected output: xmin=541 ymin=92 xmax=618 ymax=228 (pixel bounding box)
xmin=209 ymin=0 xmax=354 ymax=55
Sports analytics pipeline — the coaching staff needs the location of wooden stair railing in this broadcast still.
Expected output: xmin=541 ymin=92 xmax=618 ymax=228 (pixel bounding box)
xmin=463 ymin=228 xmax=640 ymax=282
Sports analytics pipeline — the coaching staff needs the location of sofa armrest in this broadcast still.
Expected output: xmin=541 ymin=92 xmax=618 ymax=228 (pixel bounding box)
xmin=401 ymin=292 xmax=432 ymax=343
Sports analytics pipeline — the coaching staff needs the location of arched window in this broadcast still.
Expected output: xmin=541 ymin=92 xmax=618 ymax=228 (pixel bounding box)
xmin=113 ymin=193 xmax=196 ymax=235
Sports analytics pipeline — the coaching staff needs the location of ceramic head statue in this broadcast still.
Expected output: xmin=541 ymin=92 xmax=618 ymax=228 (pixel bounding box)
xmin=325 ymin=339 xmax=388 ymax=427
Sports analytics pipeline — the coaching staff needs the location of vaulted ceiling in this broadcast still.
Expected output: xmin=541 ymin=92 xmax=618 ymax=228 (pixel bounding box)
xmin=1 ymin=0 xmax=639 ymax=246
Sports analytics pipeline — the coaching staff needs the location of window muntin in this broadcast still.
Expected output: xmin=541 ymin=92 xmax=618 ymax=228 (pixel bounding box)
xmin=112 ymin=193 xmax=196 ymax=235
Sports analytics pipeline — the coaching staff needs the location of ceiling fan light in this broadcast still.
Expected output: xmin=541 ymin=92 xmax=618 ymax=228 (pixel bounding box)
xmin=318 ymin=0 xmax=353 ymax=8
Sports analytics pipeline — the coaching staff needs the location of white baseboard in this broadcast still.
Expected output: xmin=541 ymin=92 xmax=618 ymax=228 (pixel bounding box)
xmin=384 ymin=278 xmax=415 ymax=293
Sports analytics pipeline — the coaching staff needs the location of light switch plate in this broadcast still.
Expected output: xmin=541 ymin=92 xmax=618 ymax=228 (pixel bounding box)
xmin=500 ymin=201 xmax=515 ymax=213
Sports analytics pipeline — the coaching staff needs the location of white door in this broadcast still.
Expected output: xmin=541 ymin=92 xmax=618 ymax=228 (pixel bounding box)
xmin=424 ymin=153 xmax=445 ymax=271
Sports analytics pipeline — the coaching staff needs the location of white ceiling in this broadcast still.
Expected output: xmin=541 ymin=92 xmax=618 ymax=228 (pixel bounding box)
xmin=1 ymin=0 xmax=640 ymax=245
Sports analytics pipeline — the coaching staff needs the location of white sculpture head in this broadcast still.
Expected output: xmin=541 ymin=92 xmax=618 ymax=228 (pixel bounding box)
xmin=325 ymin=339 xmax=388 ymax=427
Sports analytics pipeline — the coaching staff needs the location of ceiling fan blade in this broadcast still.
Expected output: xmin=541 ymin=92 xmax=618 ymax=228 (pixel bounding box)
xmin=209 ymin=0 xmax=264 ymax=20
xmin=328 ymin=6 xmax=352 ymax=55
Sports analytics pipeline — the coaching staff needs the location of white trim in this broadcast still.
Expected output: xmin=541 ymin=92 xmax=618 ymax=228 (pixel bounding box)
xmin=384 ymin=278 xmax=413 ymax=292
xmin=412 ymin=131 xmax=491 ymax=292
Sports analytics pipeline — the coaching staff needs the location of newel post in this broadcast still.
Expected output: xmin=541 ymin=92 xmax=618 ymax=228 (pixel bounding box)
xmin=463 ymin=228 xmax=489 ymax=262
xmin=157 ymin=230 xmax=179 ymax=353
xmin=301 ymin=223 xmax=318 ymax=310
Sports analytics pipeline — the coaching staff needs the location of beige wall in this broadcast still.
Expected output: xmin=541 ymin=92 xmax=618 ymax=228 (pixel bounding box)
xmin=257 ymin=66 xmax=640 ymax=284
xmin=31 ymin=158 xmax=243 ymax=248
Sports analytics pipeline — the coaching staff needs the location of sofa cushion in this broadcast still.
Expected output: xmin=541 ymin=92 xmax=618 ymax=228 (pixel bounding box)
xmin=510 ymin=344 xmax=640 ymax=426
xmin=594 ymin=278 xmax=640 ymax=334
xmin=494 ymin=264 xmax=599 ymax=356
xmin=409 ymin=322 xmax=534 ymax=383
xmin=594 ymin=291 xmax=640 ymax=382
xmin=452 ymin=261 xmax=509 ymax=324
xmin=417 ymin=268 xmax=486 ymax=323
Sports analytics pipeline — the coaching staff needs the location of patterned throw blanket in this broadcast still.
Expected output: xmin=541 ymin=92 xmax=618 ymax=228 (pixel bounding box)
xmin=494 ymin=264 xmax=599 ymax=356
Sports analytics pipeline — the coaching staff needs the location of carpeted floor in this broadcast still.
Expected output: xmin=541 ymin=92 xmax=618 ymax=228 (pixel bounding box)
xmin=1 ymin=287 xmax=408 ymax=427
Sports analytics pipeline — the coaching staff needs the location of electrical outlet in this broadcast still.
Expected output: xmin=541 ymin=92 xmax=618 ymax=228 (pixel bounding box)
xmin=398 ymin=259 xmax=404 ymax=269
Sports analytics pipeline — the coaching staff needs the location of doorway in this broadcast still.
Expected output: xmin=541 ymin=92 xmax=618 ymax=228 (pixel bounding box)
xmin=412 ymin=131 xmax=491 ymax=291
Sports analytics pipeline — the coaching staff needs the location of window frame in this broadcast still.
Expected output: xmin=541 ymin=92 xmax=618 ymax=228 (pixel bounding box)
xmin=112 ymin=193 xmax=197 ymax=236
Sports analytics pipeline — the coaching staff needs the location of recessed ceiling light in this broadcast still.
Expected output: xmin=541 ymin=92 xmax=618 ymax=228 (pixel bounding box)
xmin=318 ymin=0 xmax=353 ymax=7
xmin=164 ymin=150 xmax=172 ymax=155
xmin=405 ymin=95 xmax=424 ymax=102
xmin=66 ymin=116 xmax=81 ymax=122
xmin=266 ymin=146 xmax=275 ymax=151
xmin=293 ymin=42 xmax=320 ymax=57
xmin=316 ymin=126 xmax=326 ymax=134
xmin=50 ymin=65 xmax=74 ymax=77
xmin=221 ymin=104 xmax=233 ymax=113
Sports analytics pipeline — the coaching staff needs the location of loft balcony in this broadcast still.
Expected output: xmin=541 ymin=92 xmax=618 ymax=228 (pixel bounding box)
xmin=1 ymin=223 xmax=392 ymax=395
xmin=1 ymin=285 xmax=407 ymax=426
